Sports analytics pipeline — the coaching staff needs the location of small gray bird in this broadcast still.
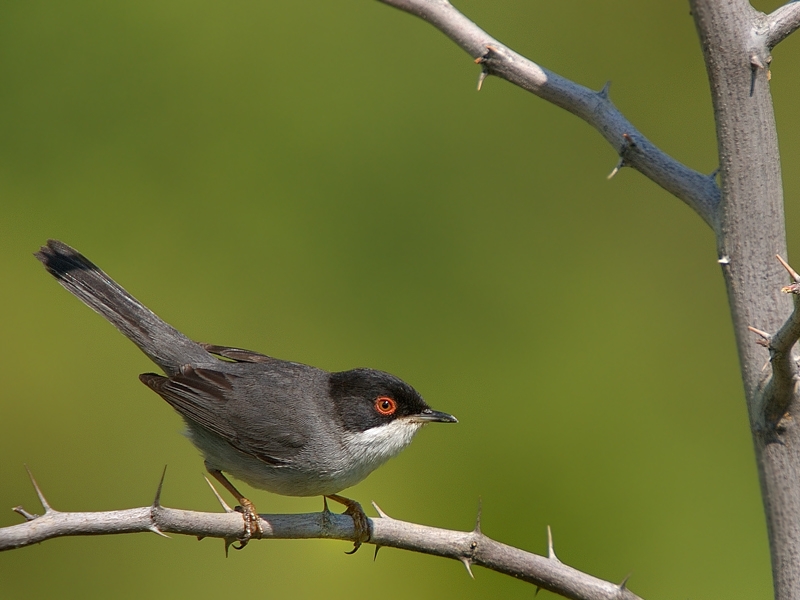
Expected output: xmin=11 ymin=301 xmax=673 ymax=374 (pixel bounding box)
xmin=35 ymin=240 xmax=456 ymax=551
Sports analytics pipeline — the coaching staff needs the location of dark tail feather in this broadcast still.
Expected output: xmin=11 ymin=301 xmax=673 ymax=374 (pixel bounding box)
xmin=35 ymin=240 xmax=211 ymax=375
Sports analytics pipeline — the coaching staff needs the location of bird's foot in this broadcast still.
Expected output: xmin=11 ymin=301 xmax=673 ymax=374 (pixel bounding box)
xmin=206 ymin=467 xmax=263 ymax=550
xmin=232 ymin=497 xmax=263 ymax=549
xmin=325 ymin=494 xmax=371 ymax=554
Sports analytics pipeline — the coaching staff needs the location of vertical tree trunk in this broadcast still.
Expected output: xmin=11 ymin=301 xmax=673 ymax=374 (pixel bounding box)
xmin=692 ymin=2 xmax=799 ymax=597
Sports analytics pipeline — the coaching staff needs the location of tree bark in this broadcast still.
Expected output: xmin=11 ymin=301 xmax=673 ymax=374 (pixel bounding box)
xmin=690 ymin=2 xmax=800 ymax=598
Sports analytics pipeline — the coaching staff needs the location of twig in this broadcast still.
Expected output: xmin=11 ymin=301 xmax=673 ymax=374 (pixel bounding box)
xmin=755 ymin=256 xmax=800 ymax=423
xmin=766 ymin=2 xmax=800 ymax=49
xmin=377 ymin=0 xmax=720 ymax=228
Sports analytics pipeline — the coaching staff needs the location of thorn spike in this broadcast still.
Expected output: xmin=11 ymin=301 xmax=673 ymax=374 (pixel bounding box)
xmin=534 ymin=586 xmax=541 ymax=597
xmin=24 ymin=465 xmax=52 ymax=513
xmin=622 ymin=132 xmax=636 ymax=147
xmin=373 ymin=545 xmax=381 ymax=561
xmin=148 ymin=524 xmax=170 ymax=539
xmin=204 ymin=476 xmax=234 ymax=513
xmin=461 ymin=557 xmax=475 ymax=579
xmin=776 ymin=254 xmax=800 ymax=283
xmin=153 ymin=465 xmax=167 ymax=508
xmin=607 ymin=159 xmax=624 ymax=180
xmin=477 ymin=69 xmax=488 ymax=91
xmin=598 ymin=80 xmax=611 ymax=98
xmin=748 ymin=325 xmax=771 ymax=339
xmin=547 ymin=525 xmax=560 ymax=562
xmin=371 ymin=501 xmax=390 ymax=519
xmin=619 ymin=572 xmax=632 ymax=589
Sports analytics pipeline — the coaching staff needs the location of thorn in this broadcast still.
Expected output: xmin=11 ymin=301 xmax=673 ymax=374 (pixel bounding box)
xmin=748 ymin=325 xmax=772 ymax=342
xmin=147 ymin=524 xmax=170 ymax=539
xmin=224 ymin=538 xmax=234 ymax=558
xmin=373 ymin=545 xmax=381 ymax=561
xmin=534 ymin=586 xmax=541 ymax=596
xmin=476 ymin=69 xmax=488 ymax=91
xmin=203 ymin=476 xmax=234 ymax=513
xmin=709 ymin=167 xmax=720 ymax=179
xmin=619 ymin=572 xmax=632 ymax=590
xmin=718 ymin=255 xmax=730 ymax=265
xmin=371 ymin=501 xmax=390 ymax=519
xmin=24 ymin=465 xmax=53 ymax=513
xmin=153 ymin=466 xmax=167 ymax=508
xmin=607 ymin=158 xmax=625 ymax=180
xmin=776 ymin=254 xmax=800 ymax=283
xmin=598 ymin=80 xmax=611 ymax=98
xmin=473 ymin=498 xmax=483 ymax=534
xmin=12 ymin=506 xmax=38 ymax=521
xmin=474 ymin=44 xmax=500 ymax=65
xmin=750 ymin=54 xmax=765 ymax=69
xmin=323 ymin=496 xmax=331 ymax=514
xmin=622 ymin=132 xmax=636 ymax=147
xmin=547 ymin=525 xmax=560 ymax=562
xmin=461 ymin=557 xmax=475 ymax=579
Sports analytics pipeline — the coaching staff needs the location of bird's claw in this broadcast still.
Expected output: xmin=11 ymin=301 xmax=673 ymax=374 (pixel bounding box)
xmin=232 ymin=498 xmax=263 ymax=549
xmin=326 ymin=494 xmax=371 ymax=553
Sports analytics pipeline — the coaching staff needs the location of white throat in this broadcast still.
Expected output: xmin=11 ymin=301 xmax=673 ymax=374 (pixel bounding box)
xmin=336 ymin=418 xmax=425 ymax=488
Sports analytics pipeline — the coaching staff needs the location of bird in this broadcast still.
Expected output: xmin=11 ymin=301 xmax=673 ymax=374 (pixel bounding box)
xmin=35 ymin=239 xmax=457 ymax=551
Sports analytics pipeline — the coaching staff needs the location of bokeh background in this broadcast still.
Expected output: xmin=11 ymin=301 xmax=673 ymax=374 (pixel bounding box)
xmin=1 ymin=1 xmax=798 ymax=598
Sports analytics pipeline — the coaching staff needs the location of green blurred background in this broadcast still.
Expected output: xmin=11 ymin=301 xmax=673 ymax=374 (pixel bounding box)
xmin=1 ymin=1 xmax=798 ymax=598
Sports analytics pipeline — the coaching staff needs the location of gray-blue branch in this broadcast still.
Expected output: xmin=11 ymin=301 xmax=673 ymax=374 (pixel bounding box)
xmin=377 ymin=0 xmax=721 ymax=228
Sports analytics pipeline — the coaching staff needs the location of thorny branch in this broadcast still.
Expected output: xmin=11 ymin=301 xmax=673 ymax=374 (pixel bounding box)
xmin=1 ymin=469 xmax=643 ymax=600
xmin=377 ymin=0 xmax=721 ymax=228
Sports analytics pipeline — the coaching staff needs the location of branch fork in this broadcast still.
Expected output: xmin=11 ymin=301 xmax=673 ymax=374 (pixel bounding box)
xmin=748 ymin=255 xmax=800 ymax=426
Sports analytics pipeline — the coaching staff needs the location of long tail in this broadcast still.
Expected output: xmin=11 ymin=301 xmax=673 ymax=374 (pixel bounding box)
xmin=35 ymin=240 xmax=212 ymax=375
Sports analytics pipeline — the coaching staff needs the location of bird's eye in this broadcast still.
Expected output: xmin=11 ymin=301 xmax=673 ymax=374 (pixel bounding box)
xmin=375 ymin=396 xmax=397 ymax=416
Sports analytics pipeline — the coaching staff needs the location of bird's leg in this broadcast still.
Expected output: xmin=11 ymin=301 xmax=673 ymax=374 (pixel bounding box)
xmin=207 ymin=467 xmax=262 ymax=548
xmin=325 ymin=494 xmax=371 ymax=554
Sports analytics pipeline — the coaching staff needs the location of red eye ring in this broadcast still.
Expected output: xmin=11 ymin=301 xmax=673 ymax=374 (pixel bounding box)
xmin=375 ymin=396 xmax=397 ymax=416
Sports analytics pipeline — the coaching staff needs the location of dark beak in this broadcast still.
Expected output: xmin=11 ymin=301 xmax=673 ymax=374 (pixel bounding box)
xmin=409 ymin=408 xmax=458 ymax=423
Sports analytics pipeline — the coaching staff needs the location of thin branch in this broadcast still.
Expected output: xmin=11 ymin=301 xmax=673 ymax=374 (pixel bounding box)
xmin=377 ymin=0 xmax=720 ymax=228
xmin=0 ymin=506 xmax=645 ymax=600
xmin=766 ymin=2 xmax=800 ymax=49
xmin=1 ymin=478 xmax=642 ymax=600
xmin=756 ymin=255 xmax=800 ymax=423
